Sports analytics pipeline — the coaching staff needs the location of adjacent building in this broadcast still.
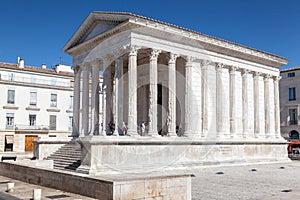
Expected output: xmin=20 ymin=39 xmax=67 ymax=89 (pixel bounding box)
xmin=0 ymin=58 xmax=74 ymax=152
xmin=280 ymin=66 xmax=300 ymax=140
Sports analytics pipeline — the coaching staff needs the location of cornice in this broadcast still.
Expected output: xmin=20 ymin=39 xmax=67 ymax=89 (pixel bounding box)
xmin=64 ymin=12 xmax=288 ymax=68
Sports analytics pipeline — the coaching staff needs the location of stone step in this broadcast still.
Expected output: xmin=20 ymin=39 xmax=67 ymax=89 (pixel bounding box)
xmin=52 ymin=159 xmax=80 ymax=164
xmin=47 ymin=157 xmax=81 ymax=162
xmin=48 ymin=142 xmax=82 ymax=172
xmin=48 ymin=152 xmax=81 ymax=157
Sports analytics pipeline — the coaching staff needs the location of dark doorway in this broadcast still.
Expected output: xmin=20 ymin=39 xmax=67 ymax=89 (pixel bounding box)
xmin=157 ymin=84 xmax=162 ymax=135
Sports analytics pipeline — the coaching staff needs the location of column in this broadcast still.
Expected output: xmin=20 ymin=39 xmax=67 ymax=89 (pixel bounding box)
xmin=264 ymin=74 xmax=271 ymax=138
xmin=127 ymin=46 xmax=139 ymax=135
xmin=273 ymin=76 xmax=281 ymax=139
xmin=72 ymin=66 xmax=81 ymax=137
xmin=115 ymin=57 xmax=124 ymax=135
xmin=104 ymin=63 xmax=113 ymax=135
xmin=81 ymin=63 xmax=90 ymax=136
xmin=162 ymin=70 xmax=168 ymax=134
xmin=201 ymin=60 xmax=209 ymax=138
xmin=253 ymin=72 xmax=260 ymax=138
xmin=91 ymin=61 xmax=100 ymax=135
xmin=216 ymin=63 xmax=224 ymax=138
xmin=184 ymin=56 xmax=194 ymax=136
xmin=148 ymin=49 xmax=161 ymax=136
xmin=167 ymin=53 xmax=178 ymax=136
xmin=229 ymin=66 xmax=237 ymax=138
xmin=242 ymin=69 xmax=249 ymax=138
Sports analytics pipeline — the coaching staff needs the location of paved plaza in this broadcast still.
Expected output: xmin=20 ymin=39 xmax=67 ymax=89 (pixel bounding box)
xmin=191 ymin=160 xmax=300 ymax=200
xmin=0 ymin=160 xmax=300 ymax=199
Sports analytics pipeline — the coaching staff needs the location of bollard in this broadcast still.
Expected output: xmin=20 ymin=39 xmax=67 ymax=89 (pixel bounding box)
xmin=33 ymin=188 xmax=42 ymax=200
xmin=6 ymin=182 xmax=14 ymax=192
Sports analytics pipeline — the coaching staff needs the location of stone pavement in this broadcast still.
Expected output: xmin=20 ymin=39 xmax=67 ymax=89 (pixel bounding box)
xmin=191 ymin=161 xmax=300 ymax=200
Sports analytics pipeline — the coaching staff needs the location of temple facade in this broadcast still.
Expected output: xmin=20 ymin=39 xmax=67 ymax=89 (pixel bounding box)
xmin=62 ymin=12 xmax=289 ymax=174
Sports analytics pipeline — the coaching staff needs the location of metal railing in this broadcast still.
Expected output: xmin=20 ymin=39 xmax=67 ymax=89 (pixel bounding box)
xmin=14 ymin=124 xmax=49 ymax=130
xmin=0 ymin=74 xmax=71 ymax=87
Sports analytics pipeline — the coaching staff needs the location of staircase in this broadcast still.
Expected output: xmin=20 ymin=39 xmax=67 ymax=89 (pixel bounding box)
xmin=47 ymin=142 xmax=81 ymax=171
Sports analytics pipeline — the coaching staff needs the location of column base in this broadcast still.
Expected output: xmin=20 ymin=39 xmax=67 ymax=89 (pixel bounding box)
xmin=148 ymin=132 xmax=161 ymax=137
xmin=167 ymin=131 xmax=177 ymax=137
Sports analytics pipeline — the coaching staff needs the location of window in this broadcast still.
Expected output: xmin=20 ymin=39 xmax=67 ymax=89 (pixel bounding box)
xmin=30 ymin=91 xmax=37 ymax=106
xmin=6 ymin=113 xmax=14 ymax=129
xmin=288 ymin=72 xmax=295 ymax=78
xmin=29 ymin=114 xmax=36 ymax=127
xmin=31 ymin=76 xmax=37 ymax=83
xmin=289 ymin=109 xmax=298 ymax=125
xmin=8 ymin=73 xmax=15 ymax=81
xmin=49 ymin=115 xmax=56 ymax=130
xmin=68 ymin=116 xmax=73 ymax=131
xmin=51 ymin=78 xmax=57 ymax=86
xmin=50 ymin=94 xmax=57 ymax=107
xmin=289 ymin=88 xmax=296 ymax=101
xmin=69 ymin=95 xmax=73 ymax=109
xmin=7 ymin=90 xmax=15 ymax=104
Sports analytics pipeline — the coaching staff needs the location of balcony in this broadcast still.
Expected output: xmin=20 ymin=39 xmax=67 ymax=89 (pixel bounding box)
xmin=14 ymin=124 xmax=49 ymax=130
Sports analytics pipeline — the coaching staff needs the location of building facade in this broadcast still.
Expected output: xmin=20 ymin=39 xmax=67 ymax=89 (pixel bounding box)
xmin=57 ymin=12 xmax=289 ymax=173
xmin=280 ymin=66 xmax=300 ymax=140
xmin=0 ymin=59 xmax=74 ymax=152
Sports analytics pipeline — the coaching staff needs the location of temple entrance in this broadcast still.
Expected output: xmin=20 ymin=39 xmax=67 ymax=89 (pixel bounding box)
xmin=290 ymin=130 xmax=299 ymax=140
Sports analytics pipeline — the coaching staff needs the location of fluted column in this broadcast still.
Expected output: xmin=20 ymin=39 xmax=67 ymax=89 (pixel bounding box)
xmin=127 ymin=46 xmax=139 ymax=135
xmin=184 ymin=56 xmax=194 ymax=136
xmin=274 ymin=76 xmax=281 ymax=139
xmin=253 ymin=72 xmax=260 ymax=138
xmin=81 ymin=63 xmax=90 ymax=136
xmin=229 ymin=66 xmax=237 ymax=138
xmin=242 ymin=69 xmax=249 ymax=138
xmin=72 ymin=66 xmax=81 ymax=137
xmin=216 ymin=63 xmax=224 ymax=138
xmin=103 ymin=55 xmax=113 ymax=134
xmin=201 ymin=60 xmax=209 ymax=138
xmin=91 ymin=61 xmax=100 ymax=135
xmin=115 ymin=57 xmax=123 ymax=135
xmin=167 ymin=53 xmax=178 ymax=137
xmin=148 ymin=49 xmax=161 ymax=136
xmin=264 ymin=74 xmax=271 ymax=138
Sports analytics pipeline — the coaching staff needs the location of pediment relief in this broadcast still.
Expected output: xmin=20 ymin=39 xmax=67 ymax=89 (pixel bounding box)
xmin=77 ymin=20 xmax=121 ymax=45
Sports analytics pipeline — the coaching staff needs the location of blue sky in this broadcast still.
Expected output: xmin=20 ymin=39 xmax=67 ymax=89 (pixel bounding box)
xmin=0 ymin=0 xmax=299 ymax=69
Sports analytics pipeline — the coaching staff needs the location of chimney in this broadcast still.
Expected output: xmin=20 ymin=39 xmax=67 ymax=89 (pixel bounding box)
xmin=42 ymin=64 xmax=47 ymax=69
xmin=18 ymin=58 xmax=24 ymax=69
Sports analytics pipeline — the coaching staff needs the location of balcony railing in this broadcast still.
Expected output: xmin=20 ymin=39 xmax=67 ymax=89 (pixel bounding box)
xmin=0 ymin=74 xmax=71 ymax=87
xmin=14 ymin=124 xmax=49 ymax=130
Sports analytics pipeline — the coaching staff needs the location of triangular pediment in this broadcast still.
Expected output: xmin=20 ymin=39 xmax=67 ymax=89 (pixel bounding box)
xmin=63 ymin=12 xmax=133 ymax=52
xmin=79 ymin=20 xmax=120 ymax=43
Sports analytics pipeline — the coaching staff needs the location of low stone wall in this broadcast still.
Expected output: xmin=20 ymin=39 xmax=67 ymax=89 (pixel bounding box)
xmin=0 ymin=162 xmax=191 ymax=199
xmin=33 ymin=138 xmax=72 ymax=159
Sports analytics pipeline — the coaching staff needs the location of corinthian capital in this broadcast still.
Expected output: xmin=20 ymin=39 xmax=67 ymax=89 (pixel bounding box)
xmin=200 ymin=59 xmax=212 ymax=66
xmin=185 ymin=56 xmax=196 ymax=67
xmin=215 ymin=62 xmax=225 ymax=70
xmin=168 ymin=53 xmax=178 ymax=64
xmin=150 ymin=49 xmax=161 ymax=61
xmin=123 ymin=45 xmax=141 ymax=57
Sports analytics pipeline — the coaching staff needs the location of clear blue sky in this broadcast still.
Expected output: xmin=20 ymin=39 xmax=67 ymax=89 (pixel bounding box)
xmin=0 ymin=0 xmax=299 ymax=69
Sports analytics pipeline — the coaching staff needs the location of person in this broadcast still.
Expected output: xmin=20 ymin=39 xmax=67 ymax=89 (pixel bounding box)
xmin=140 ymin=121 xmax=145 ymax=136
xmin=122 ymin=121 xmax=128 ymax=135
